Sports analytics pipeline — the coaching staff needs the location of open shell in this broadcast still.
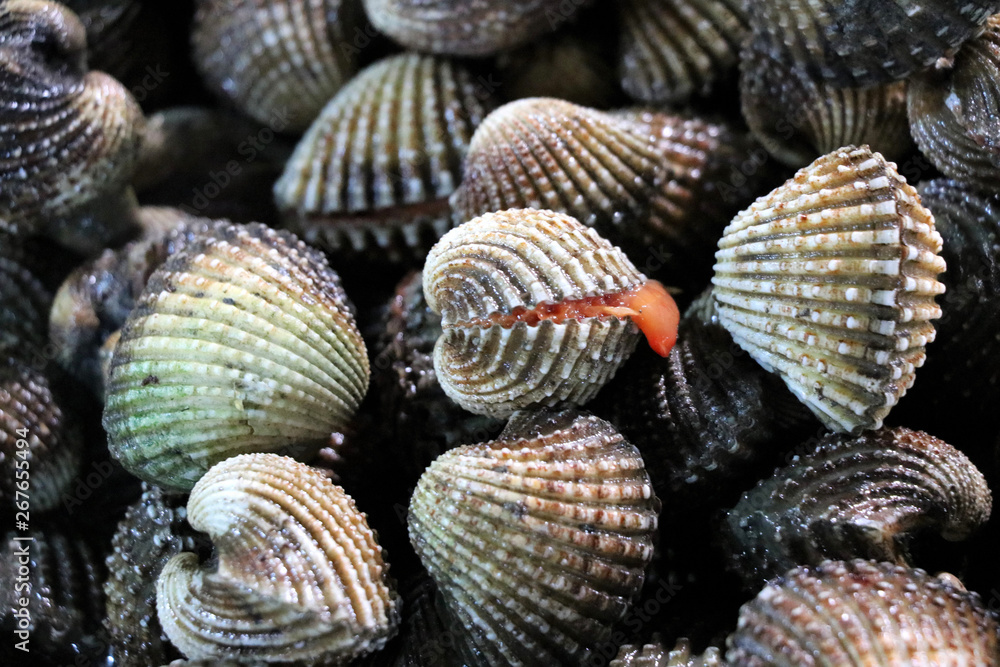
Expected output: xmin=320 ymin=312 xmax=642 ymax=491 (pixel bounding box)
xmin=712 ymin=145 xmax=946 ymax=434
xmin=409 ymin=409 xmax=660 ymax=666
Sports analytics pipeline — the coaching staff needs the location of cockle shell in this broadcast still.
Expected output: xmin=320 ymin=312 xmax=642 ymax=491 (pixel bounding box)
xmin=744 ymin=0 xmax=1000 ymax=87
xmin=103 ymin=221 xmax=369 ymax=491
xmin=156 ymin=453 xmax=401 ymax=664
xmin=192 ymin=0 xmax=364 ymax=133
xmin=612 ymin=638 xmax=725 ymax=667
xmin=712 ymin=145 xmax=946 ymax=434
xmin=0 ymin=232 xmax=51 ymax=355
xmin=361 ymin=0 xmax=594 ymax=56
xmin=723 ymin=427 xmax=992 ymax=590
xmin=423 ymin=208 xmax=677 ymax=418
xmin=275 ymin=53 xmax=496 ymax=263
xmin=0 ymin=0 xmax=144 ymax=249
xmin=908 ymin=14 xmax=1000 ymax=191
xmin=408 ymin=409 xmax=660 ymax=666
xmin=726 ymin=560 xmax=1000 ymax=665
xmin=618 ymin=0 xmax=748 ymax=105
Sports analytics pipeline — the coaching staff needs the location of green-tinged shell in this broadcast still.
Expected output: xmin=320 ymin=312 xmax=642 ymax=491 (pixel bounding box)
xmin=409 ymin=409 xmax=660 ymax=666
xmin=726 ymin=560 xmax=1000 ymax=666
xmin=103 ymin=221 xmax=369 ymax=491
xmin=104 ymin=484 xmax=195 ymax=667
xmin=0 ymin=232 xmax=51 ymax=356
xmin=745 ymin=0 xmax=1000 ymax=87
xmin=613 ymin=638 xmax=726 ymax=667
xmin=156 ymin=453 xmax=401 ymax=664
xmin=0 ymin=356 xmax=82 ymax=513
xmin=618 ymin=0 xmax=748 ymax=105
xmin=423 ymin=208 xmax=645 ymax=418
xmin=908 ymin=15 xmax=1000 ymax=191
xmin=275 ymin=53 xmax=496 ymax=263
xmin=0 ymin=0 xmax=144 ymax=249
xmin=361 ymin=0 xmax=594 ymax=56
xmin=740 ymin=41 xmax=912 ymax=168
xmin=712 ymin=145 xmax=946 ymax=434
xmin=723 ymin=427 xmax=992 ymax=590
xmin=192 ymin=0 xmax=364 ymax=133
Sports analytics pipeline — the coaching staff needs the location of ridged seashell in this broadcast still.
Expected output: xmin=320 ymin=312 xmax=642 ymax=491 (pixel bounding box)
xmin=104 ymin=484 xmax=196 ymax=667
xmin=192 ymin=0 xmax=364 ymax=133
xmin=156 ymin=453 xmax=401 ymax=664
xmin=618 ymin=0 xmax=748 ymax=105
xmin=361 ymin=0 xmax=594 ymax=56
xmin=727 ymin=560 xmax=1000 ymax=665
xmin=423 ymin=208 xmax=679 ymax=418
xmin=908 ymin=15 xmax=1000 ymax=191
xmin=0 ymin=356 xmax=82 ymax=513
xmin=740 ymin=41 xmax=911 ymax=168
xmin=409 ymin=409 xmax=660 ymax=666
xmin=103 ymin=221 xmax=370 ymax=491
xmin=744 ymin=0 xmax=1000 ymax=87
xmin=723 ymin=427 xmax=992 ymax=590
xmin=612 ymin=638 xmax=725 ymax=667
xmin=0 ymin=232 xmax=51 ymax=355
xmin=0 ymin=0 xmax=144 ymax=249
xmin=275 ymin=53 xmax=496 ymax=263
xmin=712 ymin=145 xmax=946 ymax=434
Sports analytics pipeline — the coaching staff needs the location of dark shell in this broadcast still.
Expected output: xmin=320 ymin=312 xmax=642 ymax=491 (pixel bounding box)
xmin=722 ymin=427 xmax=992 ymax=590
xmin=909 ymin=14 xmax=1000 ymax=191
xmin=613 ymin=638 xmax=726 ymax=667
xmin=618 ymin=0 xmax=748 ymax=105
xmin=727 ymin=560 xmax=1000 ymax=666
xmin=0 ymin=232 xmax=51 ymax=356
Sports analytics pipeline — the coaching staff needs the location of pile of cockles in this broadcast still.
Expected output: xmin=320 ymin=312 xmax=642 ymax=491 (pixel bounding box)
xmin=2 ymin=0 xmax=1000 ymax=665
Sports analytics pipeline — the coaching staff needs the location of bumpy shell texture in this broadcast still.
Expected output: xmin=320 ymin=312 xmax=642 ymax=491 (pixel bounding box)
xmin=727 ymin=560 xmax=1000 ymax=666
xmin=156 ymin=453 xmax=401 ymax=664
xmin=192 ymin=0 xmax=364 ymax=132
xmin=275 ymin=53 xmax=495 ymax=262
xmin=103 ymin=221 xmax=369 ymax=491
xmin=712 ymin=145 xmax=946 ymax=434
xmin=409 ymin=409 xmax=660 ymax=666
xmin=723 ymin=427 xmax=992 ymax=589
xmin=744 ymin=0 xmax=1000 ymax=87
xmin=0 ymin=232 xmax=51 ymax=356
xmin=361 ymin=0 xmax=593 ymax=56
xmin=423 ymin=208 xmax=646 ymax=418
xmin=0 ymin=0 xmax=143 ymax=240
xmin=612 ymin=638 xmax=725 ymax=667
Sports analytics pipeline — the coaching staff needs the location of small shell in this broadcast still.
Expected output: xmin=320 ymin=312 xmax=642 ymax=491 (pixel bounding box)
xmin=723 ymin=427 xmax=992 ymax=590
xmin=727 ymin=560 xmax=1000 ymax=666
xmin=712 ymin=145 xmax=946 ymax=434
xmin=745 ymin=0 xmax=1000 ymax=87
xmin=618 ymin=0 xmax=748 ymax=105
xmin=0 ymin=356 xmax=83 ymax=513
xmin=409 ymin=409 xmax=660 ymax=666
xmin=423 ymin=208 xmax=677 ymax=418
xmin=156 ymin=453 xmax=401 ymax=664
xmin=361 ymin=0 xmax=594 ymax=56
xmin=103 ymin=221 xmax=369 ymax=491
xmin=740 ymin=41 xmax=912 ymax=168
xmin=275 ymin=53 xmax=496 ymax=263
xmin=908 ymin=15 xmax=1000 ymax=191
xmin=0 ymin=0 xmax=144 ymax=248
xmin=192 ymin=0 xmax=364 ymax=132
xmin=612 ymin=638 xmax=726 ymax=667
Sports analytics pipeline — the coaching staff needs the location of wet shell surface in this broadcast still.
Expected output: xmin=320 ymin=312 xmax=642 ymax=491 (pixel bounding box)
xmin=908 ymin=14 xmax=1000 ymax=191
xmin=103 ymin=221 xmax=370 ymax=491
xmin=712 ymin=145 xmax=946 ymax=434
xmin=744 ymin=0 xmax=1000 ymax=87
xmin=0 ymin=0 xmax=144 ymax=244
xmin=0 ymin=232 xmax=51 ymax=355
xmin=726 ymin=559 xmax=1000 ymax=666
xmin=618 ymin=0 xmax=748 ymax=105
xmin=612 ymin=638 xmax=725 ymax=667
xmin=423 ymin=208 xmax=679 ymax=418
xmin=156 ymin=453 xmax=401 ymax=664
xmin=192 ymin=0 xmax=364 ymax=133
xmin=275 ymin=53 xmax=496 ymax=262
xmin=740 ymin=41 xmax=912 ymax=168
xmin=409 ymin=409 xmax=660 ymax=666
xmin=723 ymin=427 xmax=992 ymax=590
xmin=361 ymin=0 xmax=592 ymax=56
